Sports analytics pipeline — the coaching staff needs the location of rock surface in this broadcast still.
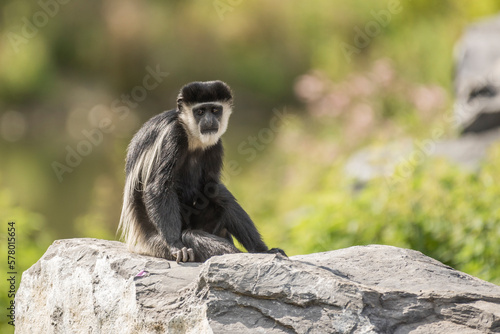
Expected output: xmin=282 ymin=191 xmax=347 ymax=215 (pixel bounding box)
xmin=16 ymin=238 xmax=500 ymax=334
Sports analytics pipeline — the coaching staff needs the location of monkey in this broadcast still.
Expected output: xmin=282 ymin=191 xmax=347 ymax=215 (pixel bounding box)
xmin=118 ymin=80 xmax=286 ymax=263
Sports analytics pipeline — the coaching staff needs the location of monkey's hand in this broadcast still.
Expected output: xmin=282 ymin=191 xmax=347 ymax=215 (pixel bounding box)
xmin=173 ymin=247 xmax=195 ymax=263
xmin=267 ymin=248 xmax=287 ymax=257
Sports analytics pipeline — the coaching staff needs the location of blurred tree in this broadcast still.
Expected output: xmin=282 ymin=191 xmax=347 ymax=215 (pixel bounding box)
xmin=0 ymin=2 xmax=500 ymax=309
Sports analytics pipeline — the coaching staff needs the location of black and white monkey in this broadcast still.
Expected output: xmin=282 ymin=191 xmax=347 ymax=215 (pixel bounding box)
xmin=118 ymin=81 xmax=286 ymax=262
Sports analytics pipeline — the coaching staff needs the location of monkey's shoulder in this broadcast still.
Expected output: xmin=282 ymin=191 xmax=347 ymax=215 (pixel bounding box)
xmin=145 ymin=109 xmax=178 ymax=126
xmin=139 ymin=109 xmax=179 ymax=135
xmin=126 ymin=110 xmax=185 ymax=171
xmin=130 ymin=110 xmax=182 ymax=145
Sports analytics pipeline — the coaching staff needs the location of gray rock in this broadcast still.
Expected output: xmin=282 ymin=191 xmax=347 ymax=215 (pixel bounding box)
xmin=432 ymin=127 xmax=500 ymax=168
xmin=345 ymin=128 xmax=500 ymax=183
xmin=16 ymin=239 xmax=500 ymax=334
xmin=344 ymin=140 xmax=414 ymax=183
xmin=454 ymin=14 xmax=500 ymax=133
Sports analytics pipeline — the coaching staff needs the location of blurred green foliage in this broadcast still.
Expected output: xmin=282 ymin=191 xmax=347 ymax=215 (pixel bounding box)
xmin=231 ymin=118 xmax=500 ymax=284
xmin=1 ymin=0 xmax=500 ymax=329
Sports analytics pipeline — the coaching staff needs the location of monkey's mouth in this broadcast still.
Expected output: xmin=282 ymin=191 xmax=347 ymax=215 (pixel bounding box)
xmin=200 ymin=127 xmax=219 ymax=134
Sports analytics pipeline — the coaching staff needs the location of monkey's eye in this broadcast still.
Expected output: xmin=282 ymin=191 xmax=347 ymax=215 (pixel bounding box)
xmin=197 ymin=109 xmax=205 ymax=116
xmin=212 ymin=107 xmax=221 ymax=113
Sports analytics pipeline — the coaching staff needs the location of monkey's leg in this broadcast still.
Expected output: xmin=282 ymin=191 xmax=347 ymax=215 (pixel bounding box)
xmin=181 ymin=230 xmax=240 ymax=262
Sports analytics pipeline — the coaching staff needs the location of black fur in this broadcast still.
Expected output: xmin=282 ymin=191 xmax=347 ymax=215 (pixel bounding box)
xmin=177 ymin=81 xmax=232 ymax=108
xmin=120 ymin=81 xmax=286 ymax=262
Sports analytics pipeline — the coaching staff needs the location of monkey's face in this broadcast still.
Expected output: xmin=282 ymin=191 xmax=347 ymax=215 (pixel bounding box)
xmin=178 ymin=101 xmax=232 ymax=150
xmin=192 ymin=103 xmax=223 ymax=135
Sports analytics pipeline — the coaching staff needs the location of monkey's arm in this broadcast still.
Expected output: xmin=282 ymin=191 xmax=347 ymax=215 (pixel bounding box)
xmin=143 ymin=179 xmax=194 ymax=262
xmin=143 ymin=182 xmax=183 ymax=249
xmin=218 ymin=185 xmax=286 ymax=255
xmin=139 ymin=130 xmax=194 ymax=262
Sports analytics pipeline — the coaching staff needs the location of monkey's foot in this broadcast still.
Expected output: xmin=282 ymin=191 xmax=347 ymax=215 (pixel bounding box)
xmin=175 ymin=247 xmax=195 ymax=263
xmin=267 ymin=248 xmax=288 ymax=257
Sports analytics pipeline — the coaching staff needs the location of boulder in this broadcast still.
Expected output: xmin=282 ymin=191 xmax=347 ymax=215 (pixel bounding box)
xmin=16 ymin=238 xmax=500 ymax=333
xmin=454 ymin=14 xmax=500 ymax=133
xmin=345 ymin=14 xmax=500 ymax=183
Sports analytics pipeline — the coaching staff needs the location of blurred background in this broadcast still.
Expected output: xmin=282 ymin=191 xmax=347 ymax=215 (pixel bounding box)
xmin=2 ymin=1 xmax=500 ymax=329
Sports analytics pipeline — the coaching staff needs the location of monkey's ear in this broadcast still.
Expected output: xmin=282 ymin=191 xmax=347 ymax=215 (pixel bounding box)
xmin=176 ymin=95 xmax=183 ymax=111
